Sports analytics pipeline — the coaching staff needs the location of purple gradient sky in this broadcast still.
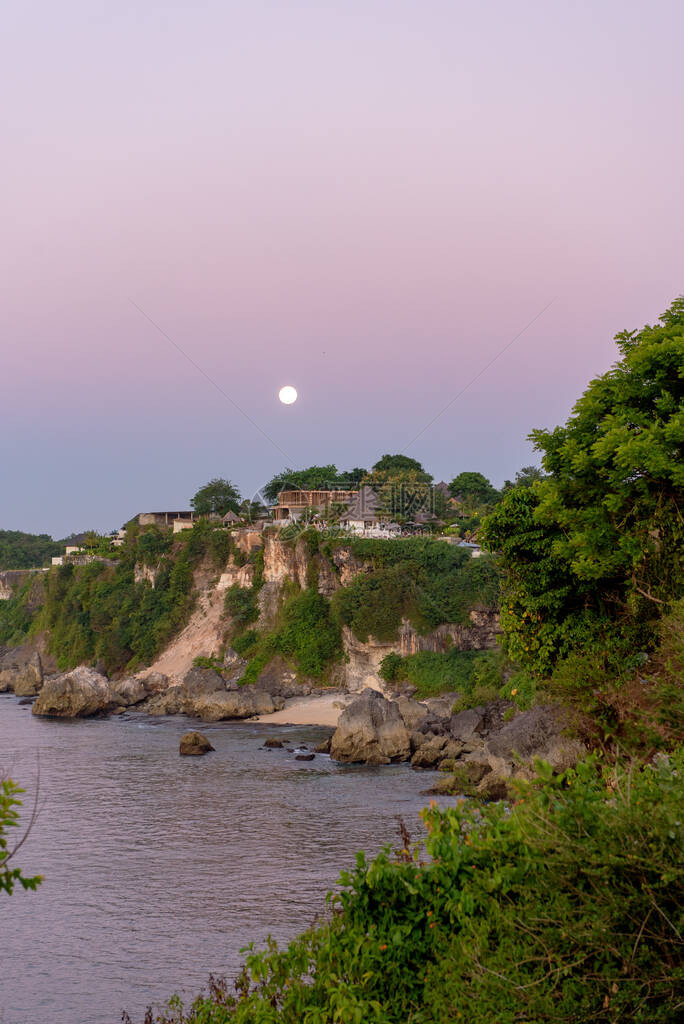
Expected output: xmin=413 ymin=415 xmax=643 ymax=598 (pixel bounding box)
xmin=2 ymin=0 xmax=682 ymax=537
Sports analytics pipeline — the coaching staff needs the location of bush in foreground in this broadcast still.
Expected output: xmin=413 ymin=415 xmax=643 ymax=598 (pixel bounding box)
xmin=128 ymin=751 xmax=683 ymax=1023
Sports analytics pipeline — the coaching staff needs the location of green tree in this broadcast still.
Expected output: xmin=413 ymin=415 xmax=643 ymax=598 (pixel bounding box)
xmin=0 ymin=530 xmax=63 ymax=570
xmin=448 ymin=472 xmax=500 ymax=508
xmin=370 ymin=454 xmax=432 ymax=481
xmin=483 ymin=297 xmax=684 ymax=672
xmin=502 ymin=464 xmax=546 ymax=490
xmin=190 ymin=478 xmax=241 ymax=517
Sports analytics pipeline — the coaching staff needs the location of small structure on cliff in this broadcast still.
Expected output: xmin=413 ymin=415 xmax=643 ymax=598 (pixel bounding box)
xmin=272 ymin=488 xmax=358 ymax=523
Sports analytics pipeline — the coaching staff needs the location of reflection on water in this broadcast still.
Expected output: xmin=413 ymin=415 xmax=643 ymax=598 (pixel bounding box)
xmin=1 ymin=695 xmax=455 ymax=1024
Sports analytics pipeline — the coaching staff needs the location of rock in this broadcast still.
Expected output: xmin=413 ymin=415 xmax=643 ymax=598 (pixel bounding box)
xmin=449 ymin=708 xmax=485 ymax=742
xmin=477 ymin=772 xmax=510 ymax=802
xmin=410 ymin=730 xmax=431 ymax=751
xmin=180 ymin=667 xmax=227 ymax=702
xmin=410 ymin=735 xmax=448 ymax=769
xmin=140 ymin=671 xmax=169 ymax=694
xmin=18 ymin=697 xmax=34 ymax=706
xmin=179 ymin=731 xmax=215 ymax=756
xmin=0 ymin=646 xmax=43 ymax=696
xmin=33 ymin=667 xmax=112 ymax=718
xmin=485 ymin=706 xmax=585 ymax=771
xmin=263 ymin=737 xmax=283 ymax=748
xmin=330 ymin=689 xmax=411 ymax=765
xmin=111 ymin=677 xmax=147 ymax=707
xmin=254 ymin=655 xmax=312 ymax=698
xmin=145 ymin=688 xmax=183 ymax=715
xmin=396 ymin=696 xmax=428 ymax=732
xmin=314 ymin=737 xmax=332 ymax=754
xmin=295 ymin=753 xmax=315 ymax=761
xmin=423 ymin=697 xmax=455 ymax=719
xmin=194 ymin=690 xmax=259 ymax=722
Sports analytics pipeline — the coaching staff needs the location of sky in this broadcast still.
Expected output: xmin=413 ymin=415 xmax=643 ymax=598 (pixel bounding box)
xmin=1 ymin=0 xmax=682 ymax=538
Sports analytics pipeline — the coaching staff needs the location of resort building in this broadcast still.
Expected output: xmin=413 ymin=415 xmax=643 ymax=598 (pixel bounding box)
xmin=272 ymin=489 xmax=358 ymax=523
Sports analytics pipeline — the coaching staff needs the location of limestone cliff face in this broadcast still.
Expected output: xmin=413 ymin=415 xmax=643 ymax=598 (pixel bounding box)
xmin=0 ymin=569 xmax=44 ymax=602
xmin=341 ymin=611 xmax=500 ymax=691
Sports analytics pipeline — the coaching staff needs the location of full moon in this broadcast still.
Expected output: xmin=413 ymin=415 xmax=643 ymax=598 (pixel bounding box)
xmin=278 ymin=385 xmax=298 ymax=405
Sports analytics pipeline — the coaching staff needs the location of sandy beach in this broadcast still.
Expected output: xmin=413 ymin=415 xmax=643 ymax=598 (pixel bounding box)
xmin=254 ymin=692 xmax=354 ymax=728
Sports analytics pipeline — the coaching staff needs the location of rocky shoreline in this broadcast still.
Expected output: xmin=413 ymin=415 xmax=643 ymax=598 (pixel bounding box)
xmin=1 ymin=645 xmax=583 ymax=800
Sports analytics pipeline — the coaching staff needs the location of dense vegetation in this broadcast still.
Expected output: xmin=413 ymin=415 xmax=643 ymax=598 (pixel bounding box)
xmin=380 ymin=648 xmax=504 ymax=703
xmin=0 ymin=521 xmax=233 ymax=673
xmin=329 ymin=538 xmax=499 ymax=641
xmin=0 ymin=530 xmax=63 ymax=570
xmin=131 ymin=752 xmax=683 ymax=1024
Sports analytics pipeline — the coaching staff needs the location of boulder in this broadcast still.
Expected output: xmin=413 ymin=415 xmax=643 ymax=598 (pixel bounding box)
xmin=111 ymin=677 xmax=147 ymax=707
xmin=180 ymin=667 xmax=228 ymax=702
xmin=477 ymin=772 xmax=511 ymax=802
xmin=145 ymin=688 xmax=183 ymax=715
xmin=194 ymin=690 xmax=259 ymax=722
xmin=140 ymin=671 xmax=169 ymax=694
xmin=314 ymin=736 xmax=332 ymax=754
xmin=330 ymin=689 xmax=411 ymax=765
xmin=295 ymin=753 xmax=315 ymax=761
xmin=396 ymin=696 xmax=428 ymax=732
xmin=0 ymin=646 xmax=43 ymax=696
xmin=449 ymin=708 xmax=485 ymax=743
xmin=33 ymin=667 xmax=112 ymax=718
xmin=410 ymin=735 xmax=448 ymax=769
xmin=254 ymin=655 xmax=312 ymax=698
xmin=486 ymin=706 xmax=585 ymax=770
xmin=263 ymin=737 xmax=283 ymax=748
xmin=423 ymin=696 xmax=456 ymax=719
xmin=179 ymin=731 xmax=215 ymax=756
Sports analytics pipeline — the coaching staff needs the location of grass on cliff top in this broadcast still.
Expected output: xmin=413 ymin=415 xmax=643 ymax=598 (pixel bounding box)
xmin=126 ymin=749 xmax=684 ymax=1024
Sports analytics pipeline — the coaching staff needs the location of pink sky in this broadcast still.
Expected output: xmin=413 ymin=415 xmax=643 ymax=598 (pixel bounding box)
xmin=1 ymin=0 xmax=682 ymax=536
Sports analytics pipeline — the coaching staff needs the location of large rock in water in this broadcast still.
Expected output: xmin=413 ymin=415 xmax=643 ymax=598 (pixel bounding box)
xmin=0 ymin=646 xmax=43 ymax=696
xmin=330 ymin=689 xmax=411 ymax=765
xmin=32 ymin=667 xmax=112 ymax=718
xmin=179 ymin=731 xmax=214 ymax=756
xmin=193 ymin=687 xmax=284 ymax=722
xmin=111 ymin=677 xmax=147 ymax=707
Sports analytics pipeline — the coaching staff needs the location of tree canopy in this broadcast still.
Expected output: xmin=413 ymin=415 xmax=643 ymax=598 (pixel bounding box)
xmin=448 ymin=472 xmax=500 ymax=508
xmin=483 ymin=297 xmax=684 ymax=671
xmin=0 ymin=530 xmax=63 ymax=570
xmin=370 ymin=454 xmax=432 ymax=481
xmin=190 ymin=478 xmax=241 ymax=517
xmin=261 ymin=466 xmax=364 ymax=503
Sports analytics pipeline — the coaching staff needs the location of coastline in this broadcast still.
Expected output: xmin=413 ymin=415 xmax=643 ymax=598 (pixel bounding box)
xmin=254 ymin=692 xmax=354 ymax=727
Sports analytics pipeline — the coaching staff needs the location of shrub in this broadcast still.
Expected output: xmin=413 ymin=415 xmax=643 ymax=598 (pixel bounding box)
xmin=135 ymin=752 xmax=684 ymax=1023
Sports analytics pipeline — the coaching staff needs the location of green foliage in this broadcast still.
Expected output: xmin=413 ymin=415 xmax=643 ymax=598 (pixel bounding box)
xmin=224 ymin=584 xmax=260 ymax=628
xmin=502 ymin=464 xmax=546 ymax=490
xmin=276 ymin=589 xmax=342 ymax=676
xmin=0 ymin=576 xmax=40 ymax=645
xmin=0 ymin=530 xmax=62 ymax=569
xmin=370 ymin=454 xmax=432 ymax=481
xmin=136 ymin=752 xmax=684 ymax=1024
xmin=231 ymin=630 xmax=259 ymax=656
xmin=380 ymin=647 xmax=511 ymax=705
xmin=1 ymin=778 xmax=42 ymax=896
xmin=483 ymin=299 xmax=684 ymax=676
xmin=0 ymin=522 xmax=232 ymax=673
xmin=544 ymin=597 xmax=684 ymax=757
xmin=191 ymin=477 xmax=241 ymax=517
xmin=330 ymin=539 xmax=499 ymax=642
xmin=448 ymin=471 xmax=500 ymax=508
